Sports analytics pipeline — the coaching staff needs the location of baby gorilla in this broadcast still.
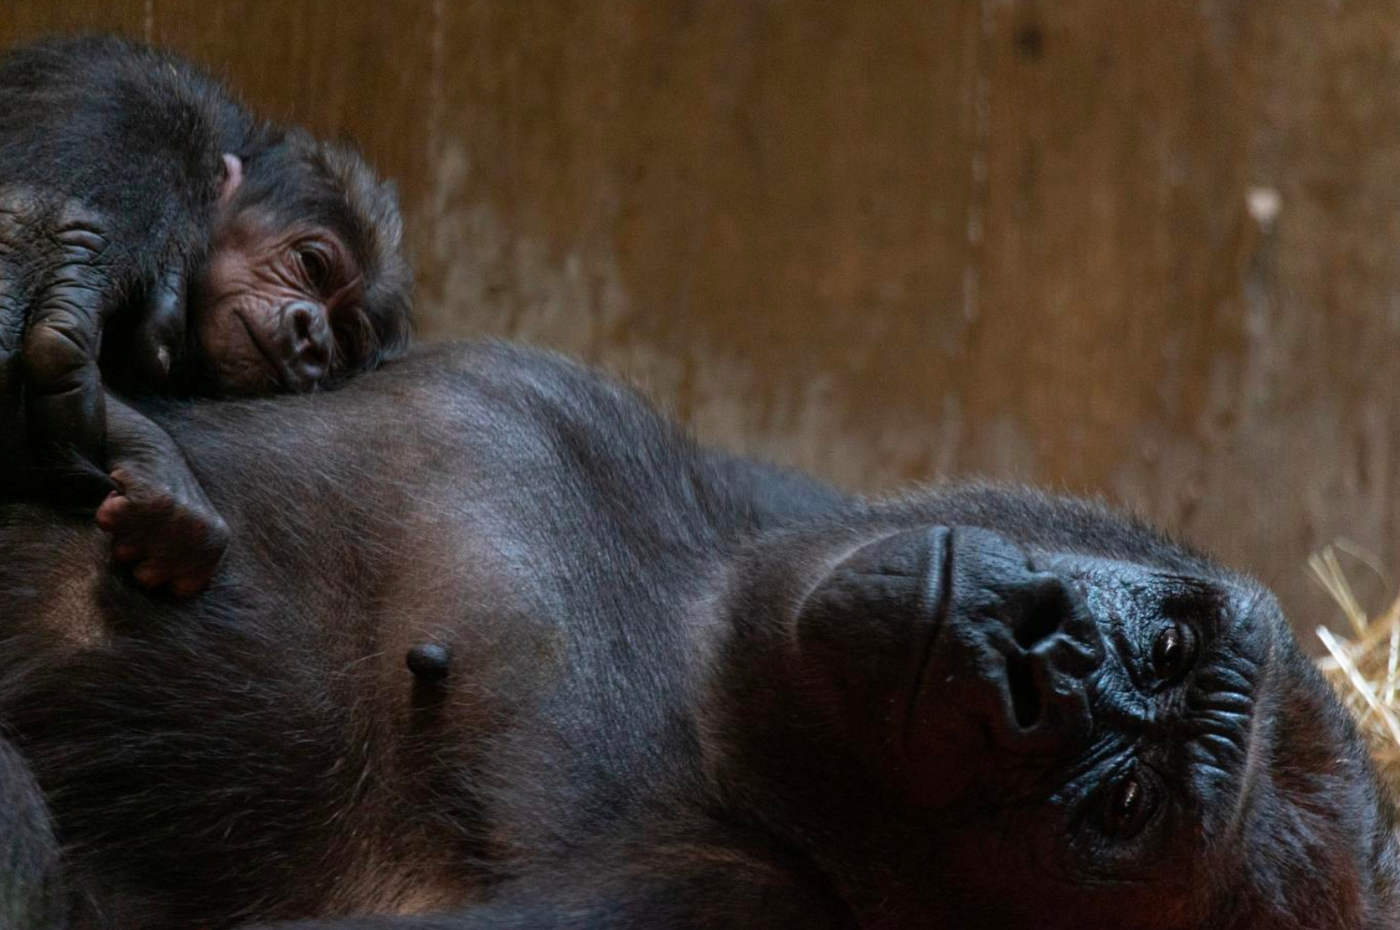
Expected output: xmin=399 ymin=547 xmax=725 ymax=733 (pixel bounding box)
xmin=0 ymin=35 xmax=411 ymax=595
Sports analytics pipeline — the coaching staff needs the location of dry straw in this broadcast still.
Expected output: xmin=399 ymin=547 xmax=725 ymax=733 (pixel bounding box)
xmin=1311 ymin=540 xmax=1400 ymax=793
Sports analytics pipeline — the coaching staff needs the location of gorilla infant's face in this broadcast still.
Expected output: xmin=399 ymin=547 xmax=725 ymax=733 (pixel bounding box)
xmin=724 ymin=496 xmax=1400 ymax=929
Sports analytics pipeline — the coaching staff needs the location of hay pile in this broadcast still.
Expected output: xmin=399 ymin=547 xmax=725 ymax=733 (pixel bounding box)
xmin=1311 ymin=542 xmax=1400 ymax=794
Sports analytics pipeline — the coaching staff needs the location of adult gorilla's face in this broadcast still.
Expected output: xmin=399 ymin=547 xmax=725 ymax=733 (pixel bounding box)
xmin=716 ymin=505 xmax=1400 ymax=929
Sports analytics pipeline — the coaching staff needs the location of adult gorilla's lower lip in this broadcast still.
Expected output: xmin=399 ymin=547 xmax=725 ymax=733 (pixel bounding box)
xmin=794 ymin=524 xmax=961 ymax=773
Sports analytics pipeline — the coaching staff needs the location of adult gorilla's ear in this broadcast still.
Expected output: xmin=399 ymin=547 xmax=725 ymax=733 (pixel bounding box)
xmin=794 ymin=525 xmax=1100 ymax=800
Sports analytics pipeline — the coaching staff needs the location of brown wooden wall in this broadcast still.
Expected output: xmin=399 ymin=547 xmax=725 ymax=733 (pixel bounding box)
xmin=4 ymin=0 xmax=1398 ymax=632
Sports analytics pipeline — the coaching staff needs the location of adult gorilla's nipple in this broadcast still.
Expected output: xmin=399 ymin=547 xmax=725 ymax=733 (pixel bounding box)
xmin=406 ymin=642 xmax=453 ymax=682
xmin=406 ymin=642 xmax=454 ymax=728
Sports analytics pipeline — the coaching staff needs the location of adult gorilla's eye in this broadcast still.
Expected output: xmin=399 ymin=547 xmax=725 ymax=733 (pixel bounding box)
xmin=1151 ymin=621 xmax=1196 ymax=685
xmin=1103 ymin=768 xmax=1156 ymax=840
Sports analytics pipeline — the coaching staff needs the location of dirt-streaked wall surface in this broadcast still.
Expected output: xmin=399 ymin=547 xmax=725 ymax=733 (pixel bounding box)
xmin=3 ymin=0 xmax=1396 ymax=632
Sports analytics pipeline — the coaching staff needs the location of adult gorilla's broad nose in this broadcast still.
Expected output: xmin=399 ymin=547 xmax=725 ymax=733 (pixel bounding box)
xmin=795 ymin=525 xmax=1103 ymax=800
xmin=945 ymin=527 xmax=1102 ymax=751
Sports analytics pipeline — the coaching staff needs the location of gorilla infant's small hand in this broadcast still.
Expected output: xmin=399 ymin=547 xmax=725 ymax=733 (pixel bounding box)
xmin=96 ymin=466 xmax=229 ymax=598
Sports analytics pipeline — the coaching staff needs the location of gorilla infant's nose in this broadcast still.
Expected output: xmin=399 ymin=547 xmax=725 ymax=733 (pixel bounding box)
xmin=283 ymin=300 xmax=331 ymax=386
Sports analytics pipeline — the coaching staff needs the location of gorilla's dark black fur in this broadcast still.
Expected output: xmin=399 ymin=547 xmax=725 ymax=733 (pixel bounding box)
xmin=0 ymin=342 xmax=1396 ymax=929
xmin=0 ymin=732 xmax=60 ymax=929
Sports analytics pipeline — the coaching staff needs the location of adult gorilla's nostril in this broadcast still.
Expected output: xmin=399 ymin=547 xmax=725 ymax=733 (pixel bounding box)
xmin=953 ymin=528 xmax=1079 ymax=647
xmin=999 ymin=577 xmax=1078 ymax=730
xmin=1009 ymin=576 xmax=1074 ymax=649
xmin=947 ymin=528 xmax=1100 ymax=744
xmin=1006 ymin=653 xmax=1042 ymax=728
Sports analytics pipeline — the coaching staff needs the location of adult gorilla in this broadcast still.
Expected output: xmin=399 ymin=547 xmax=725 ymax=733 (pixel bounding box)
xmin=0 ymin=342 xmax=1396 ymax=929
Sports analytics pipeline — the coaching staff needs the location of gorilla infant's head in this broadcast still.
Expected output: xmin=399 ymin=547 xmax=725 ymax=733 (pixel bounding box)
xmin=711 ymin=487 xmax=1400 ymax=929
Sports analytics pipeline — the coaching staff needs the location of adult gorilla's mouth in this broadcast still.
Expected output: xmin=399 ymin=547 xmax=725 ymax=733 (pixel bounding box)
xmin=888 ymin=527 xmax=1084 ymax=743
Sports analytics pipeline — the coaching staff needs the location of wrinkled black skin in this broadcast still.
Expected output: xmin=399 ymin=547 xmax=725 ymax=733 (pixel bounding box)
xmin=0 ymin=342 xmax=1397 ymax=929
xmin=0 ymin=35 xmax=410 ymax=503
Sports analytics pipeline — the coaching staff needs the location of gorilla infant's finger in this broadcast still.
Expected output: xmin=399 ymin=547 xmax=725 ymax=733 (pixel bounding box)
xmin=98 ymin=468 xmax=228 ymax=595
xmin=168 ymin=570 xmax=215 ymax=600
xmin=131 ymin=561 xmax=174 ymax=590
xmin=122 ymin=528 xmax=223 ymax=596
xmin=94 ymin=493 xmax=127 ymax=532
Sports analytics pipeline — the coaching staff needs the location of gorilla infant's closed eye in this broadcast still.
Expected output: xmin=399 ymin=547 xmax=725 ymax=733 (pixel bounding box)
xmin=0 ymin=345 xmax=1396 ymax=929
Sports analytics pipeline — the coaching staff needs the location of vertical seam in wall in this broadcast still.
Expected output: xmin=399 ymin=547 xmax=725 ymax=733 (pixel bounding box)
xmin=429 ymin=0 xmax=446 ymax=157
xmin=963 ymin=0 xmax=995 ymax=325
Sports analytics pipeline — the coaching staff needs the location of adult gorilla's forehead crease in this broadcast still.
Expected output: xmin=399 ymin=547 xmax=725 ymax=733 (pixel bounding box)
xmin=878 ymin=482 xmax=1221 ymax=577
xmin=1199 ymin=601 xmax=1400 ymax=929
xmin=1209 ymin=588 xmax=1282 ymax=834
xmin=2 ymin=340 xmax=1399 ymax=929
